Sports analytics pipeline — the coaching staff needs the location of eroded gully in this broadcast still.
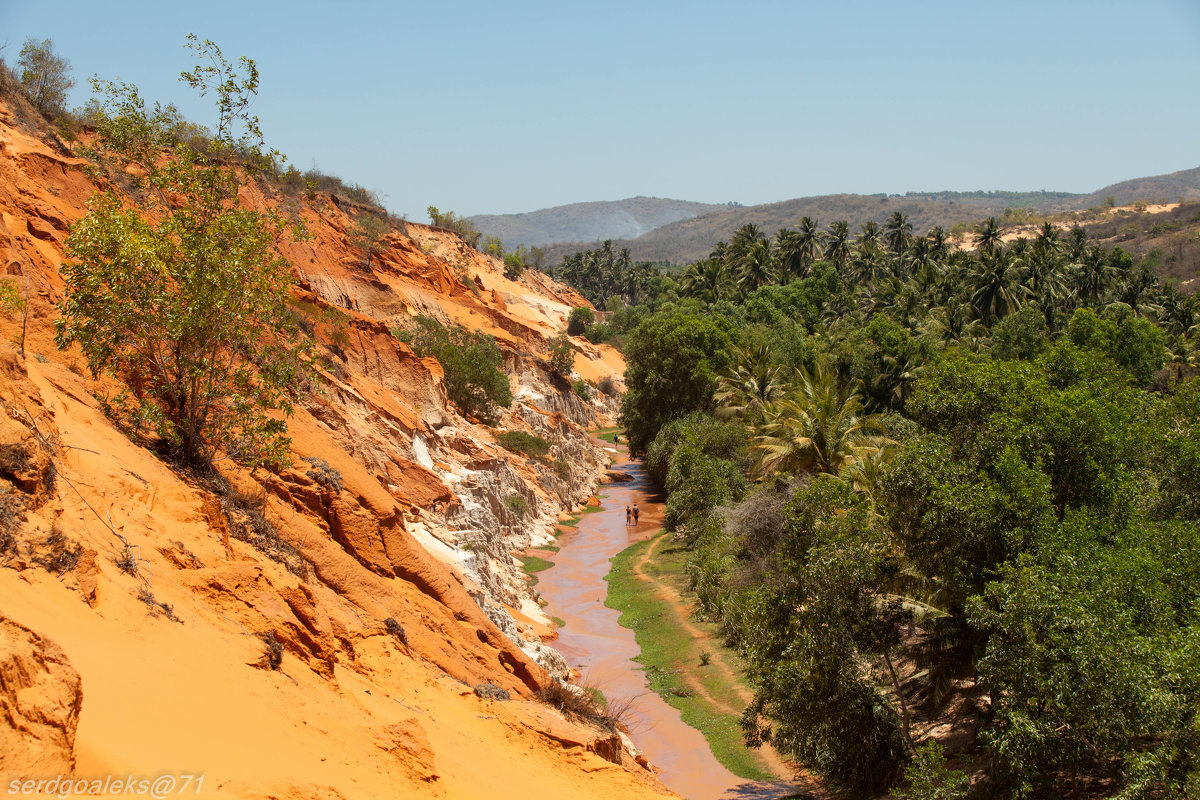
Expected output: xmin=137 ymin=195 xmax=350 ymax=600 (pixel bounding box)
xmin=535 ymin=446 xmax=797 ymax=800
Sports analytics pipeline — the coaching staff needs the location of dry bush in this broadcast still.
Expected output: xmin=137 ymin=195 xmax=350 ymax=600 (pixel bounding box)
xmin=32 ymin=526 xmax=80 ymax=573
xmin=215 ymin=477 xmax=306 ymax=577
xmin=384 ymin=616 xmax=407 ymax=645
xmin=535 ymin=680 xmax=634 ymax=733
xmin=302 ymin=456 xmax=343 ymax=493
xmin=258 ymin=631 xmax=283 ymax=670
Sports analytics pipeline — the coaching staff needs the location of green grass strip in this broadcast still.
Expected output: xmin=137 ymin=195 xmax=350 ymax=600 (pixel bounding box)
xmin=592 ymin=426 xmax=626 ymax=444
xmin=605 ymin=533 xmax=774 ymax=781
xmin=520 ymin=554 xmax=554 ymax=587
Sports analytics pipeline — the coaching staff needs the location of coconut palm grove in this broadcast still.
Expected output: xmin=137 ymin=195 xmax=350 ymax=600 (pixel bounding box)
xmin=550 ymin=212 xmax=1200 ymax=797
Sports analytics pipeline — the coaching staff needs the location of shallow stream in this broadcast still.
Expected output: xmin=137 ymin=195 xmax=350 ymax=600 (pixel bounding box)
xmin=535 ymin=447 xmax=796 ymax=800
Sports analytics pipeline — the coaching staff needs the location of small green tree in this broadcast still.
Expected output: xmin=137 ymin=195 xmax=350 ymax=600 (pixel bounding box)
xmin=17 ymin=37 xmax=74 ymax=117
xmin=348 ymin=213 xmax=388 ymax=268
xmin=57 ymin=36 xmax=311 ymax=468
xmin=567 ymin=307 xmax=594 ymax=336
xmin=547 ymin=333 xmax=574 ymax=376
xmin=481 ymin=235 xmax=504 ymax=258
xmin=426 ymin=206 xmax=482 ymax=248
xmin=895 ymin=741 xmax=969 ymax=800
xmin=503 ymin=252 xmax=524 ymax=280
xmin=407 ymin=317 xmax=512 ymax=422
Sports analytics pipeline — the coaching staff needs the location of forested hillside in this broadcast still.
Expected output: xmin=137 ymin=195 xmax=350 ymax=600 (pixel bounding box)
xmin=557 ymin=210 xmax=1200 ymax=798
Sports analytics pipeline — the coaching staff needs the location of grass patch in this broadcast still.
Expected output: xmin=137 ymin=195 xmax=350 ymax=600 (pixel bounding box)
xmin=551 ymin=616 xmax=567 ymax=629
xmin=606 ymin=532 xmax=774 ymax=781
xmin=497 ymin=430 xmax=551 ymax=458
xmin=521 ymin=555 xmax=554 ymax=574
xmin=520 ymin=553 xmax=554 ymax=587
xmin=593 ymin=426 xmax=625 ymax=444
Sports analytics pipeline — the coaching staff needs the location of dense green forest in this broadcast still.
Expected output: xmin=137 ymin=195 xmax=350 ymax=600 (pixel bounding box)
xmin=559 ymin=213 xmax=1200 ymax=798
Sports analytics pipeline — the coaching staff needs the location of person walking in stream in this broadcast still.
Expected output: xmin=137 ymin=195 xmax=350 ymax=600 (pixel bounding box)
xmin=625 ymin=505 xmax=632 ymax=526
xmin=632 ymin=504 xmax=639 ymax=526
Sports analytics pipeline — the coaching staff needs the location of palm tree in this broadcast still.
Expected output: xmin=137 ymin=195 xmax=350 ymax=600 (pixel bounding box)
xmin=884 ymin=211 xmax=913 ymax=256
xmin=973 ymin=216 xmax=1003 ymax=254
xmin=797 ymin=216 xmax=823 ymax=271
xmin=823 ymin=220 xmax=852 ymax=272
xmin=927 ymin=226 xmax=951 ymax=260
xmin=852 ymin=238 xmax=890 ymax=286
xmin=1070 ymin=246 xmax=1116 ymax=309
xmin=920 ymin=299 xmax=990 ymax=351
xmin=875 ymin=339 xmax=925 ymax=411
xmin=725 ymin=224 xmax=775 ymax=292
xmin=680 ymin=258 xmax=733 ymax=303
xmin=1066 ymin=225 xmax=1089 ymax=262
xmin=857 ymin=220 xmax=883 ymax=250
xmin=969 ymin=248 xmax=1028 ymax=325
xmin=752 ymin=361 xmax=891 ymax=478
xmin=714 ymin=343 xmax=787 ymax=426
xmin=734 ymin=237 xmax=776 ymax=292
xmin=1159 ymin=286 xmax=1197 ymax=336
xmin=773 ymin=228 xmax=805 ymax=280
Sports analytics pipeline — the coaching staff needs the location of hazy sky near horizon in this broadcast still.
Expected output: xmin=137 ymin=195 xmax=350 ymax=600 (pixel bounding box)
xmin=3 ymin=0 xmax=1199 ymax=221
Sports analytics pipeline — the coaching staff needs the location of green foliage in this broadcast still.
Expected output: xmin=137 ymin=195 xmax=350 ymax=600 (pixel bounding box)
xmin=968 ymin=517 xmax=1200 ymax=797
xmin=642 ymin=413 xmax=749 ymax=533
xmin=990 ymin=304 xmax=1048 ymax=361
xmin=895 ymin=741 xmax=969 ymax=800
xmin=0 ymin=279 xmax=25 ymax=315
xmin=426 ymin=206 xmax=482 ymax=248
xmin=567 ymin=307 xmax=594 ymax=336
xmin=663 ymin=440 xmax=746 ymax=531
xmin=554 ymin=241 xmax=670 ymax=310
xmin=1066 ymin=307 xmax=1166 ymax=384
xmin=502 ymin=252 xmax=524 ymax=279
xmin=571 ymin=379 xmax=591 ymax=401
xmin=1155 ymin=378 xmax=1200 ymax=520
xmin=17 ymin=37 xmax=74 ymax=117
xmin=620 ymin=305 xmax=739 ymax=451
xmin=496 ymin=430 xmax=550 ymax=458
xmin=546 ymin=332 xmax=574 ymax=376
xmin=481 ymin=235 xmax=504 ymax=258
xmin=57 ymin=37 xmax=311 ymax=468
xmin=740 ymin=476 xmax=908 ymax=794
xmin=406 ymin=317 xmax=511 ymax=423
xmin=348 ymin=213 xmax=388 ymax=268
xmin=546 ymin=189 xmax=1200 ymax=797
xmin=505 ymin=495 xmax=530 ymax=518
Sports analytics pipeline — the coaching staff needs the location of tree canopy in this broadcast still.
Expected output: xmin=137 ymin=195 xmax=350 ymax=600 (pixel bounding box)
xmin=57 ymin=36 xmax=311 ymax=468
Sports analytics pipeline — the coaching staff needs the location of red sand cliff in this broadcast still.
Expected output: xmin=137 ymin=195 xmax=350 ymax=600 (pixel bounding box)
xmin=0 ymin=93 xmax=673 ymax=799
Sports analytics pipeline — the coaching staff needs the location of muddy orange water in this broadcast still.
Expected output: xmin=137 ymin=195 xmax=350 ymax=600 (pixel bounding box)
xmin=537 ymin=448 xmax=796 ymax=800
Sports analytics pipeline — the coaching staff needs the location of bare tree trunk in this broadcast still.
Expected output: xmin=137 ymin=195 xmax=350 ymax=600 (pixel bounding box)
xmin=883 ymin=648 xmax=914 ymax=751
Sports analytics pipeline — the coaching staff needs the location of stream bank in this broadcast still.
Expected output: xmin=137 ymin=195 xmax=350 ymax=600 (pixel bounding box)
xmin=533 ymin=442 xmax=800 ymax=800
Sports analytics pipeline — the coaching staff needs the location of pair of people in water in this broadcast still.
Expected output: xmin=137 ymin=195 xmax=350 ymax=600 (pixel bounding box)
xmin=624 ymin=504 xmax=639 ymax=526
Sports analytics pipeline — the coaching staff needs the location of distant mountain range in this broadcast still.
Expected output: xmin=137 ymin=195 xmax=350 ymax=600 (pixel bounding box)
xmin=467 ymin=197 xmax=729 ymax=248
xmin=469 ymin=166 xmax=1200 ymax=266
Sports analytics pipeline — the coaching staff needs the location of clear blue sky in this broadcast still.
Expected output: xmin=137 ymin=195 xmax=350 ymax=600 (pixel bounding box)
xmin=3 ymin=0 xmax=1199 ymax=221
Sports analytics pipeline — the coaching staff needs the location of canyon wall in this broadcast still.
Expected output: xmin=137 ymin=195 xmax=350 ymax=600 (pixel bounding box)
xmin=0 ymin=93 xmax=670 ymax=800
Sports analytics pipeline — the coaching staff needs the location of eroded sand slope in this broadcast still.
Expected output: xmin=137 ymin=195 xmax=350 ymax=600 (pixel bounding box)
xmin=0 ymin=95 xmax=671 ymax=799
